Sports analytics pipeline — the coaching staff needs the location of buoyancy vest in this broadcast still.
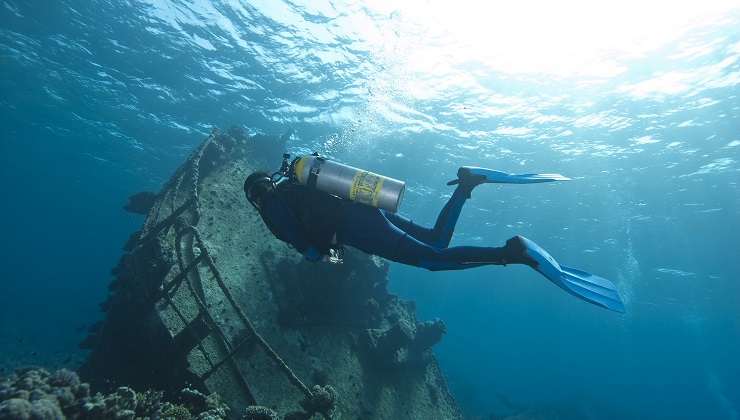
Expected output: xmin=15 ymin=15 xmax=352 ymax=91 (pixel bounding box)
xmin=260 ymin=182 xmax=350 ymax=254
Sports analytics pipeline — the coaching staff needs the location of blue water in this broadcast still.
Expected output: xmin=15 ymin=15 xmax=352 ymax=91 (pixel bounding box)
xmin=1 ymin=1 xmax=738 ymax=418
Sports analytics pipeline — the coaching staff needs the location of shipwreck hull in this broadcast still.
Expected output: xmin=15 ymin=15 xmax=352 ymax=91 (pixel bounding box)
xmin=79 ymin=127 xmax=461 ymax=419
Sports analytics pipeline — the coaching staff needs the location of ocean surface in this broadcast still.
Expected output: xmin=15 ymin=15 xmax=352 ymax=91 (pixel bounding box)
xmin=1 ymin=0 xmax=738 ymax=418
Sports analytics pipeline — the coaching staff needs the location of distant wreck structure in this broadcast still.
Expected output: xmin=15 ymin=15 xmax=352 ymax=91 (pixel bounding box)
xmin=79 ymin=127 xmax=461 ymax=419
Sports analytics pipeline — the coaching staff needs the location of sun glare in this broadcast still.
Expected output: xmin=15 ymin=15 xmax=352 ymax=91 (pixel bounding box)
xmin=366 ymin=0 xmax=738 ymax=78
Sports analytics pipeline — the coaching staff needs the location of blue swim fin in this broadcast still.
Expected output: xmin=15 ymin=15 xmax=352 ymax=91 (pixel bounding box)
xmin=447 ymin=167 xmax=571 ymax=185
xmin=519 ymin=236 xmax=626 ymax=313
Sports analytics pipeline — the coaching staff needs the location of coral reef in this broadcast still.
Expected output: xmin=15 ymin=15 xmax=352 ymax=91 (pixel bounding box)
xmin=161 ymin=404 xmax=192 ymax=420
xmin=0 ymin=367 xmax=87 ymax=419
xmin=299 ymin=385 xmax=337 ymax=417
xmin=243 ymin=405 xmax=279 ymax=420
xmin=0 ymin=367 xmax=228 ymax=420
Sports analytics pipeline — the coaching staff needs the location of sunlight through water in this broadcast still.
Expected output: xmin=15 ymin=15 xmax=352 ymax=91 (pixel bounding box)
xmin=364 ymin=0 xmax=740 ymax=79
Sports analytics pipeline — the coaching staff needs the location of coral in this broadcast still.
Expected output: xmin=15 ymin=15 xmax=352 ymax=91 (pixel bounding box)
xmin=81 ymin=387 xmax=138 ymax=418
xmin=14 ymin=367 xmax=49 ymax=392
xmin=243 ymin=405 xmax=279 ymax=420
xmin=178 ymin=388 xmax=228 ymax=419
xmin=134 ymin=389 xmax=165 ymax=417
xmin=299 ymin=385 xmax=337 ymax=416
xmin=0 ymin=367 xmax=88 ymax=419
xmin=48 ymin=369 xmax=80 ymax=389
xmin=282 ymin=412 xmax=309 ymax=420
xmin=0 ymin=367 xmax=229 ymax=420
xmin=195 ymin=411 xmax=228 ymax=420
xmin=113 ymin=386 xmax=137 ymax=411
xmin=0 ymin=398 xmax=33 ymax=419
xmin=204 ymin=393 xmax=221 ymax=410
xmin=181 ymin=388 xmax=208 ymax=408
xmin=50 ymin=387 xmax=75 ymax=410
xmin=162 ymin=403 xmax=193 ymax=420
xmin=199 ymin=392 xmax=229 ymax=419
xmin=30 ymin=398 xmax=63 ymax=419
xmin=410 ymin=319 xmax=447 ymax=354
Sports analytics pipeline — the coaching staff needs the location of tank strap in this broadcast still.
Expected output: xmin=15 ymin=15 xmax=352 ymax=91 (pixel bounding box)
xmin=306 ymin=156 xmax=326 ymax=189
xmin=257 ymin=187 xmax=306 ymax=247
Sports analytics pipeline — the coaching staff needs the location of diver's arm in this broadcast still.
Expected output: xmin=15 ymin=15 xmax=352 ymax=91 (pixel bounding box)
xmin=261 ymin=197 xmax=323 ymax=262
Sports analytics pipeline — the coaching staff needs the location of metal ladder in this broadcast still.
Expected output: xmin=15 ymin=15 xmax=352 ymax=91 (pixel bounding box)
xmin=135 ymin=129 xmax=317 ymax=412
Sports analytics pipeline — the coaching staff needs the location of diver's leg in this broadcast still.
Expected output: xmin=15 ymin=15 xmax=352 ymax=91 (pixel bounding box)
xmin=393 ymin=235 xmax=534 ymax=271
xmin=384 ymin=169 xmax=486 ymax=248
xmin=383 ymin=189 xmax=468 ymax=248
xmin=337 ymin=203 xmax=531 ymax=270
xmin=427 ymin=189 xmax=467 ymax=248
xmin=339 ymin=208 xmax=626 ymax=312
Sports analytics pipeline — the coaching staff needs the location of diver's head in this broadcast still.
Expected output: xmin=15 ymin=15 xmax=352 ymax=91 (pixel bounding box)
xmin=244 ymin=171 xmax=273 ymax=210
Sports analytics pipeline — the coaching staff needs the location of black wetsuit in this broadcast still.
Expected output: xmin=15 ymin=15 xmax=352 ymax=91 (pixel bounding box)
xmin=259 ymin=183 xmax=517 ymax=270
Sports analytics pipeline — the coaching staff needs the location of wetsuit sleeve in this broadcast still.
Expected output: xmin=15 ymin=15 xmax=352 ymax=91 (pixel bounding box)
xmin=261 ymin=196 xmax=323 ymax=262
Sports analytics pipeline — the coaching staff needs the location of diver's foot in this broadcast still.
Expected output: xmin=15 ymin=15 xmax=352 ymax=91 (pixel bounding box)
xmin=453 ymin=167 xmax=487 ymax=198
xmin=501 ymin=236 xmax=538 ymax=267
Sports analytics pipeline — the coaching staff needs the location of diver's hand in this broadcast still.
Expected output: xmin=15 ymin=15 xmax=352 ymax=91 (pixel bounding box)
xmin=323 ymin=249 xmax=343 ymax=264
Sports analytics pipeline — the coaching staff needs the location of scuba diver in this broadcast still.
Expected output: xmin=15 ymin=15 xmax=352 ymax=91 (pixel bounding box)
xmin=244 ymin=154 xmax=625 ymax=313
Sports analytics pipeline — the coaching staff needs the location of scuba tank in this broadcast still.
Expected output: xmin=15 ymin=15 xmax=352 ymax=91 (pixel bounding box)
xmin=289 ymin=154 xmax=405 ymax=213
